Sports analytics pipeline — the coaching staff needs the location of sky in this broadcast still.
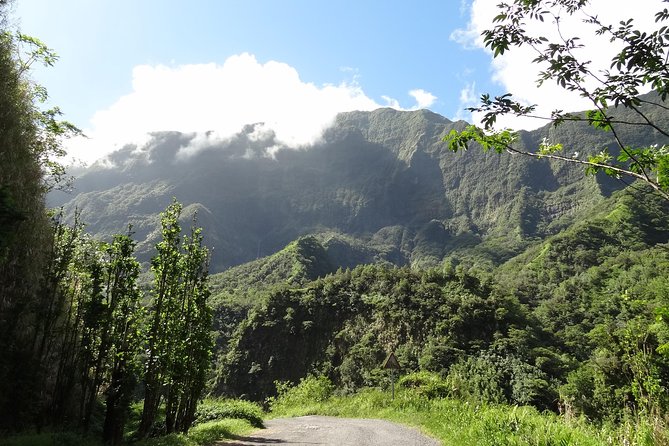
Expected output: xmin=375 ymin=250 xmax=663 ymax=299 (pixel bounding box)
xmin=8 ymin=0 xmax=666 ymax=164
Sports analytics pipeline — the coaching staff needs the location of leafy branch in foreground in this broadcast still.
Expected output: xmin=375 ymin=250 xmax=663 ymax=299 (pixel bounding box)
xmin=446 ymin=0 xmax=669 ymax=201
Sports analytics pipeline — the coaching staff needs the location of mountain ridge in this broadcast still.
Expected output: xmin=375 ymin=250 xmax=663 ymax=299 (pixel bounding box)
xmin=50 ymin=96 xmax=668 ymax=273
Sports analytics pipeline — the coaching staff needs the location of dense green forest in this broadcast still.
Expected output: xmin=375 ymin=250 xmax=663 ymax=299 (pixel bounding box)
xmin=3 ymin=0 xmax=669 ymax=445
xmin=214 ymin=189 xmax=669 ymax=424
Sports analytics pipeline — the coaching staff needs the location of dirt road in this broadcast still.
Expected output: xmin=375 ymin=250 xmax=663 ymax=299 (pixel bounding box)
xmin=218 ymin=415 xmax=440 ymax=446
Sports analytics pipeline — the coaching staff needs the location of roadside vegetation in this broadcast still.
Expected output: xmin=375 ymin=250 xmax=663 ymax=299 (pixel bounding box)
xmin=270 ymin=375 xmax=666 ymax=446
xmin=0 ymin=399 xmax=262 ymax=446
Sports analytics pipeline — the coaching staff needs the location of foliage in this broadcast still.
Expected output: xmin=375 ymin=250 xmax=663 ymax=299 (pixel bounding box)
xmin=0 ymin=431 xmax=103 ymax=446
xmin=397 ymin=371 xmax=450 ymax=399
xmin=269 ymin=375 xmax=335 ymax=415
xmin=446 ymin=351 xmax=552 ymax=409
xmin=216 ymin=264 xmax=532 ymax=400
xmin=213 ymin=188 xmax=669 ymax=433
xmin=0 ymin=5 xmax=56 ymax=429
xmin=95 ymin=233 xmax=145 ymax=443
xmin=194 ymin=399 xmax=263 ymax=428
xmin=132 ymin=419 xmax=254 ymax=446
xmin=269 ymin=387 xmax=627 ymax=446
xmin=7 ymin=29 xmax=81 ymax=192
xmin=445 ymin=1 xmax=669 ymax=201
xmin=139 ymin=200 xmax=214 ymax=437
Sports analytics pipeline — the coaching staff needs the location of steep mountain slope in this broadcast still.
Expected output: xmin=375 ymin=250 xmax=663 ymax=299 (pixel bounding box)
xmin=51 ymin=95 xmax=668 ymax=273
xmin=209 ymin=231 xmax=405 ymax=298
xmin=213 ymin=185 xmax=669 ymax=417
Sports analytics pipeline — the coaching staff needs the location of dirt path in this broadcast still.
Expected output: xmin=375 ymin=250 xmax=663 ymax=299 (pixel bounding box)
xmin=218 ymin=415 xmax=440 ymax=446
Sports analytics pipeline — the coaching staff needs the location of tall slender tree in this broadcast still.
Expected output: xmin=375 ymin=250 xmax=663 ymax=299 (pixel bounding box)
xmin=164 ymin=224 xmax=213 ymax=433
xmin=98 ymin=232 xmax=144 ymax=445
xmin=0 ymin=3 xmax=53 ymax=428
xmin=138 ymin=200 xmax=213 ymax=437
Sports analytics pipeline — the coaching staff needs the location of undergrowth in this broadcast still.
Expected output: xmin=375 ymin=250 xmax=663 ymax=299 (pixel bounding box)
xmin=134 ymin=419 xmax=254 ymax=446
xmin=195 ymin=398 xmax=264 ymax=428
xmin=269 ymin=375 xmax=669 ymax=446
xmin=1 ymin=399 xmax=261 ymax=446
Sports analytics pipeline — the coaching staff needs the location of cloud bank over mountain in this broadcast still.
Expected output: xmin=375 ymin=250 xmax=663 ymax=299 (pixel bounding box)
xmin=66 ymin=53 xmax=437 ymax=164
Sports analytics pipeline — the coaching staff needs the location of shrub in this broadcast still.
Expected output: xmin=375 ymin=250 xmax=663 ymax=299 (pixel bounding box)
xmin=446 ymin=351 xmax=553 ymax=408
xmin=447 ymin=354 xmax=507 ymax=404
xmin=269 ymin=375 xmax=334 ymax=412
xmin=187 ymin=419 xmax=250 ymax=444
xmin=194 ymin=399 xmax=264 ymax=428
xmin=397 ymin=371 xmax=450 ymax=399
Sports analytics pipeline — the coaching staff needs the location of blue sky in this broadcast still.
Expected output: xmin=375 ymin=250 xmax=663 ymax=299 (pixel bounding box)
xmin=10 ymin=0 xmax=664 ymax=163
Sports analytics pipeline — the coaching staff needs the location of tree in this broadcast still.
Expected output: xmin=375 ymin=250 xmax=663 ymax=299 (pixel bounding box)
xmin=138 ymin=201 xmax=184 ymax=438
xmin=138 ymin=200 xmax=213 ymax=437
xmin=446 ymin=0 xmax=669 ymax=201
xmin=98 ymin=233 xmax=144 ymax=445
xmin=0 ymin=0 xmax=84 ymax=428
xmin=163 ymin=223 xmax=213 ymax=434
xmin=0 ymin=1 xmax=76 ymax=424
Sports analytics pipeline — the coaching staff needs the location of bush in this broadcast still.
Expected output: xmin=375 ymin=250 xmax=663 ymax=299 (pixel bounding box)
xmin=397 ymin=371 xmax=450 ymax=399
xmin=269 ymin=375 xmax=334 ymax=412
xmin=194 ymin=399 xmax=264 ymax=428
xmin=446 ymin=351 xmax=553 ymax=408
xmin=447 ymin=354 xmax=507 ymax=404
xmin=133 ymin=419 xmax=254 ymax=446
xmin=187 ymin=419 xmax=251 ymax=444
xmin=560 ymin=363 xmax=622 ymax=421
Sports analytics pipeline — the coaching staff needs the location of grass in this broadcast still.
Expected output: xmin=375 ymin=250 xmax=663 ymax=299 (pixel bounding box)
xmin=0 ymin=420 xmax=255 ymax=446
xmin=269 ymin=376 xmax=666 ymax=446
xmin=1 ymin=399 xmax=262 ymax=446
xmin=134 ymin=419 xmax=255 ymax=446
xmin=131 ymin=398 xmax=262 ymax=446
xmin=4 ymin=384 xmax=664 ymax=446
xmin=195 ymin=398 xmax=264 ymax=428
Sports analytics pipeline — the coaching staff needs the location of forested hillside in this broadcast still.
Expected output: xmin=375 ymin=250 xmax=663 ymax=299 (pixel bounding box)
xmin=214 ymin=188 xmax=669 ymax=424
xmin=52 ymin=96 xmax=669 ymax=273
xmin=45 ymin=69 xmax=669 ymax=432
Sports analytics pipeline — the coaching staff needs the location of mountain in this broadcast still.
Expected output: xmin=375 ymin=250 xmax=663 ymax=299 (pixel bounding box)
xmin=208 ymin=231 xmax=405 ymax=298
xmin=46 ymin=92 xmax=669 ymax=418
xmin=50 ymin=94 xmax=668 ymax=274
xmin=213 ymin=186 xmax=669 ymax=406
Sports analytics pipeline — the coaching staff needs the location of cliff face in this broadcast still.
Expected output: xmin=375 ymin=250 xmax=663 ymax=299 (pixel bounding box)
xmin=52 ymin=99 xmax=667 ymax=272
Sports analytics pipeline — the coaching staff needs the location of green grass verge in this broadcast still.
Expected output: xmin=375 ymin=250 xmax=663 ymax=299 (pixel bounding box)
xmin=1 ymin=413 xmax=258 ymax=446
xmin=195 ymin=398 xmax=264 ymax=428
xmin=134 ymin=418 xmax=255 ymax=446
xmin=269 ymin=377 xmax=663 ymax=446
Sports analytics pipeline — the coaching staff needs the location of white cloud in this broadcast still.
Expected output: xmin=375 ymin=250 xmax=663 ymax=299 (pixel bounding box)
xmin=409 ymin=89 xmax=437 ymax=109
xmin=66 ymin=53 xmax=438 ymax=164
xmin=459 ymin=0 xmax=469 ymax=16
xmin=381 ymin=95 xmax=401 ymax=108
xmin=454 ymin=0 xmax=664 ymax=130
xmin=452 ymin=81 xmax=477 ymax=122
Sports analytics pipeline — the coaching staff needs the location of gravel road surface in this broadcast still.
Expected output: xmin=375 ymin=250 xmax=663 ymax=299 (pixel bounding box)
xmin=218 ymin=415 xmax=440 ymax=446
